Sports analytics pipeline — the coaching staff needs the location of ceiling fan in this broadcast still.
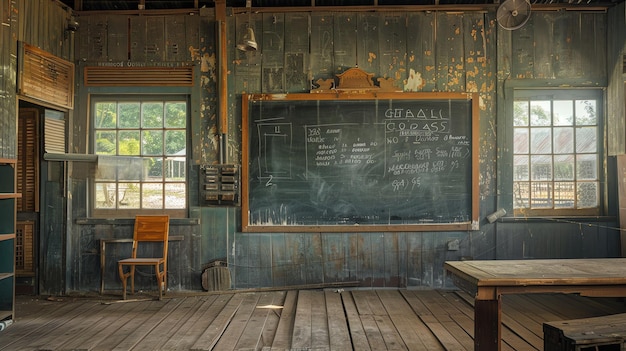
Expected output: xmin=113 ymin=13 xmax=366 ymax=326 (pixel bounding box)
xmin=497 ymin=0 xmax=532 ymax=30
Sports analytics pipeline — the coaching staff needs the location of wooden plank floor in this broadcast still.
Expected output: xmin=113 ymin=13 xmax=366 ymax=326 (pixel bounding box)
xmin=1 ymin=289 xmax=625 ymax=350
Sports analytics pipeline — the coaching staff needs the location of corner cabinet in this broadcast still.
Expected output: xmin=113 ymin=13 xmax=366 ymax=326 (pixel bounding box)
xmin=0 ymin=158 xmax=20 ymax=326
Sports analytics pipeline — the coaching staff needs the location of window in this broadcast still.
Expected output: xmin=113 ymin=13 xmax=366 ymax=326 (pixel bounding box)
xmin=92 ymin=96 xmax=188 ymax=217
xmin=513 ymin=90 xmax=602 ymax=216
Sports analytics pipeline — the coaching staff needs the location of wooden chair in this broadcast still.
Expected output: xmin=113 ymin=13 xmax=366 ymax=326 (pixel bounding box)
xmin=118 ymin=215 xmax=170 ymax=300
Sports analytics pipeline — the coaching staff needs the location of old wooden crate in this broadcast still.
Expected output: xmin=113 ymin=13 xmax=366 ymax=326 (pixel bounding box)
xmin=544 ymin=313 xmax=626 ymax=351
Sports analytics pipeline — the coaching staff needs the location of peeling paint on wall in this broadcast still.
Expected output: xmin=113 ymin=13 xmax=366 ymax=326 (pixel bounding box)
xmin=403 ymin=68 xmax=425 ymax=91
xmin=201 ymin=52 xmax=216 ymax=82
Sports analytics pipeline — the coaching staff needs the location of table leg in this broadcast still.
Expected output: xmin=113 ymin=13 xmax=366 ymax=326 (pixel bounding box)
xmin=474 ymin=296 xmax=501 ymax=351
xmin=100 ymin=240 xmax=105 ymax=294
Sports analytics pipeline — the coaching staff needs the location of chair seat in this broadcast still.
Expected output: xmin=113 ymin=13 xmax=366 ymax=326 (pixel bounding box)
xmin=119 ymin=257 xmax=164 ymax=265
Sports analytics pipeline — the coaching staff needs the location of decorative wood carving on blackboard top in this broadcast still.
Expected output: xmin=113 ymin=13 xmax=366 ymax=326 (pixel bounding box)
xmin=311 ymin=67 xmax=401 ymax=94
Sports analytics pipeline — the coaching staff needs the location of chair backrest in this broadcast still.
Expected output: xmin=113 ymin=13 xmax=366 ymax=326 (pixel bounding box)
xmin=132 ymin=215 xmax=170 ymax=259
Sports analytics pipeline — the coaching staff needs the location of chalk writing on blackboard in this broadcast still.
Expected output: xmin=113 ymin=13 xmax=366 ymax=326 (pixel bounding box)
xmin=242 ymin=93 xmax=479 ymax=232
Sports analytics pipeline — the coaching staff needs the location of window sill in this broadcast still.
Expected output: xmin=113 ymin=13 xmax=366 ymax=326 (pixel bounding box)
xmin=75 ymin=217 xmax=199 ymax=226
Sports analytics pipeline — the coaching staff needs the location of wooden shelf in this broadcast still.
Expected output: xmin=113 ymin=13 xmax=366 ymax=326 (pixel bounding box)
xmin=0 ymin=193 xmax=21 ymax=199
xmin=0 ymin=158 xmax=16 ymax=164
xmin=0 ymin=273 xmax=14 ymax=281
xmin=0 ymin=233 xmax=15 ymax=241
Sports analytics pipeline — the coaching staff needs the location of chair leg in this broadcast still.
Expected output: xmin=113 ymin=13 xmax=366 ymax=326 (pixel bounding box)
xmin=163 ymin=263 xmax=167 ymax=294
xmin=130 ymin=266 xmax=135 ymax=294
xmin=155 ymin=263 xmax=163 ymax=300
xmin=118 ymin=263 xmax=127 ymax=300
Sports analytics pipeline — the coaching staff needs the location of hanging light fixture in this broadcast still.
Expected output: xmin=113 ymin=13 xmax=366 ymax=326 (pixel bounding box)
xmin=237 ymin=0 xmax=257 ymax=52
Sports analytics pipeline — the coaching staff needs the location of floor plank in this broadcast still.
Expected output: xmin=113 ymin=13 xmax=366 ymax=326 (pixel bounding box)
xmin=325 ymin=291 xmax=352 ymax=350
xmin=270 ymin=290 xmax=297 ymax=350
xmin=190 ymin=293 xmax=244 ymax=351
xmin=1 ymin=289 xmax=625 ymax=351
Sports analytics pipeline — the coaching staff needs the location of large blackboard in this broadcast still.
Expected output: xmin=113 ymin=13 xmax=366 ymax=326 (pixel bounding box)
xmin=242 ymin=92 xmax=479 ymax=232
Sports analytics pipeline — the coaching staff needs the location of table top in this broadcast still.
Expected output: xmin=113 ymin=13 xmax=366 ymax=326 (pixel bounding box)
xmin=444 ymin=258 xmax=626 ymax=287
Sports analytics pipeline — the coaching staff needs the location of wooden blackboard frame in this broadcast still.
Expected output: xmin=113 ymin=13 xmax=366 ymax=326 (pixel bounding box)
xmin=242 ymin=92 xmax=480 ymax=232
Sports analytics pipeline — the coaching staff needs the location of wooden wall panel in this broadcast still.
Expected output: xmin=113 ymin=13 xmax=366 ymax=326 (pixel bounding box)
xmin=262 ymin=13 xmax=285 ymax=93
xmin=107 ymin=16 xmax=129 ymax=61
xmin=406 ymin=12 xmax=436 ymax=92
xmin=310 ymin=13 xmax=334 ymax=80
xmin=356 ymin=13 xmax=379 ymax=75
xmin=333 ymin=13 xmax=357 ymax=73
xmin=165 ymin=16 xmax=187 ymax=61
xmin=234 ymin=13 xmax=262 ymax=93
xmin=130 ymin=17 xmax=147 ymax=61
xmin=435 ymin=14 xmax=465 ymax=91
xmin=82 ymin=16 xmax=108 ymax=61
xmin=580 ymin=13 xmax=607 ymax=81
xmin=378 ymin=13 xmax=405 ymax=89
xmin=284 ymin=13 xmax=309 ymax=92
xmin=146 ymin=17 xmax=165 ymax=62
xmin=511 ymin=19 xmax=534 ymax=79
xmin=607 ymin=2 xmax=626 ymax=155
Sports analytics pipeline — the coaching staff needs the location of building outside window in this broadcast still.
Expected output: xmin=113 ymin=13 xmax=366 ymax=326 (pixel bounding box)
xmin=512 ymin=90 xmax=603 ymax=216
xmin=91 ymin=96 xmax=188 ymax=217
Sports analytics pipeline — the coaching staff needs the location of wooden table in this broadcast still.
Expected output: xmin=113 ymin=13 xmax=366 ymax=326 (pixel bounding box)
xmin=444 ymin=258 xmax=626 ymax=351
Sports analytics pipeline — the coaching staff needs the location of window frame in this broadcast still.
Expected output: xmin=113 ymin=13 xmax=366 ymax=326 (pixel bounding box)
xmin=89 ymin=94 xmax=190 ymax=218
xmin=507 ymin=89 xmax=606 ymax=217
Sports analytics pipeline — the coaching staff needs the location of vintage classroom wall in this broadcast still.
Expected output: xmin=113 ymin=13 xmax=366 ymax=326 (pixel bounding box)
xmin=1 ymin=1 xmax=625 ymax=294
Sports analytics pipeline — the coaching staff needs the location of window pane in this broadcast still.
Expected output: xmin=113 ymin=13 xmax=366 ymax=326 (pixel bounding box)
xmin=553 ymin=127 xmax=573 ymax=154
xmin=145 ymin=157 xmax=163 ymax=178
xmin=117 ymin=157 xmax=143 ymax=181
xmin=576 ymin=127 xmax=597 ymax=153
xmin=95 ymin=131 xmax=116 ymax=155
xmin=514 ymin=101 xmax=529 ymax=126
xmin=142 ymin=183 xmax=163 ymax=209
xmin=95 ymin=182 xmax=116 ymax=208
xmin=142 ymin=130 xmax=163 ymax=155
xmin=118 ymin=183 xmax=140 ymax=209
xmin=514 ymin=155 xmax=529 ymax=180
xmin=514 ymin=128 xmax=529 ymax=154
xmin=553 ymin=100 xmax=573 ymax=126
xmin=531 ymin=182 xmax=552 ymax=208
xmin=165 ymin=183 xmax=186 ymax=209
xmin=554 ymin=182 xmax=575 ymax=208
xmin=118 ymin=103 xmax=140 ymax=128
xmin=530 ymin=128 xmax=551 ymax=154
xmin=165 ymin=102 xmax=187 ymax=128
xmin=165 ymin=130 xmax=186 ymax=155
xmin=531 ymin=155 xmax=552 ymax=180
xmin=577 ymin=182 xmax=598 ymax=208
xmin=142 ymin=102 xmax=164 ymax=128
xmin=530 ymin=101 xmax=551 ymax=126
xmin=95 ymin=102 xmax=116 ymax=129
xmin=118 ymin=131 xmax=140 ymax=155
xmin=575 ymin=100 xmax=597 ymax=126
xmin=576 ymin=154 xmax=597 ymax=180
xmin=165 ymin=158 xmax=186 ymax=180
xmin=554 ymin=154 xmax=574 ymax=180
xmin=514 ymin=181 xmax=529 ymax=208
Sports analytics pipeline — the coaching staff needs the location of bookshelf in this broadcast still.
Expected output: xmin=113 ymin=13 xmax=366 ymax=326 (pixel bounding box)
xmin=0 ymin=158 xmax=20 ymax=324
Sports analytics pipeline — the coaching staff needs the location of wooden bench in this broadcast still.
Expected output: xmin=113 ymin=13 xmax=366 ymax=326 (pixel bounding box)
xmin=544 ymin=313 xmax=626 ymax=351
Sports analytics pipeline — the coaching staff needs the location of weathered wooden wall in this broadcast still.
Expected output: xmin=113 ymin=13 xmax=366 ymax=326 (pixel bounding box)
xmin=607 ymin=2 xmax=626 ymax=156
xmin=3 ymin=2 xmax=625 ymax=294
xmin=0 ymin=0 xmax=19 ymax=160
